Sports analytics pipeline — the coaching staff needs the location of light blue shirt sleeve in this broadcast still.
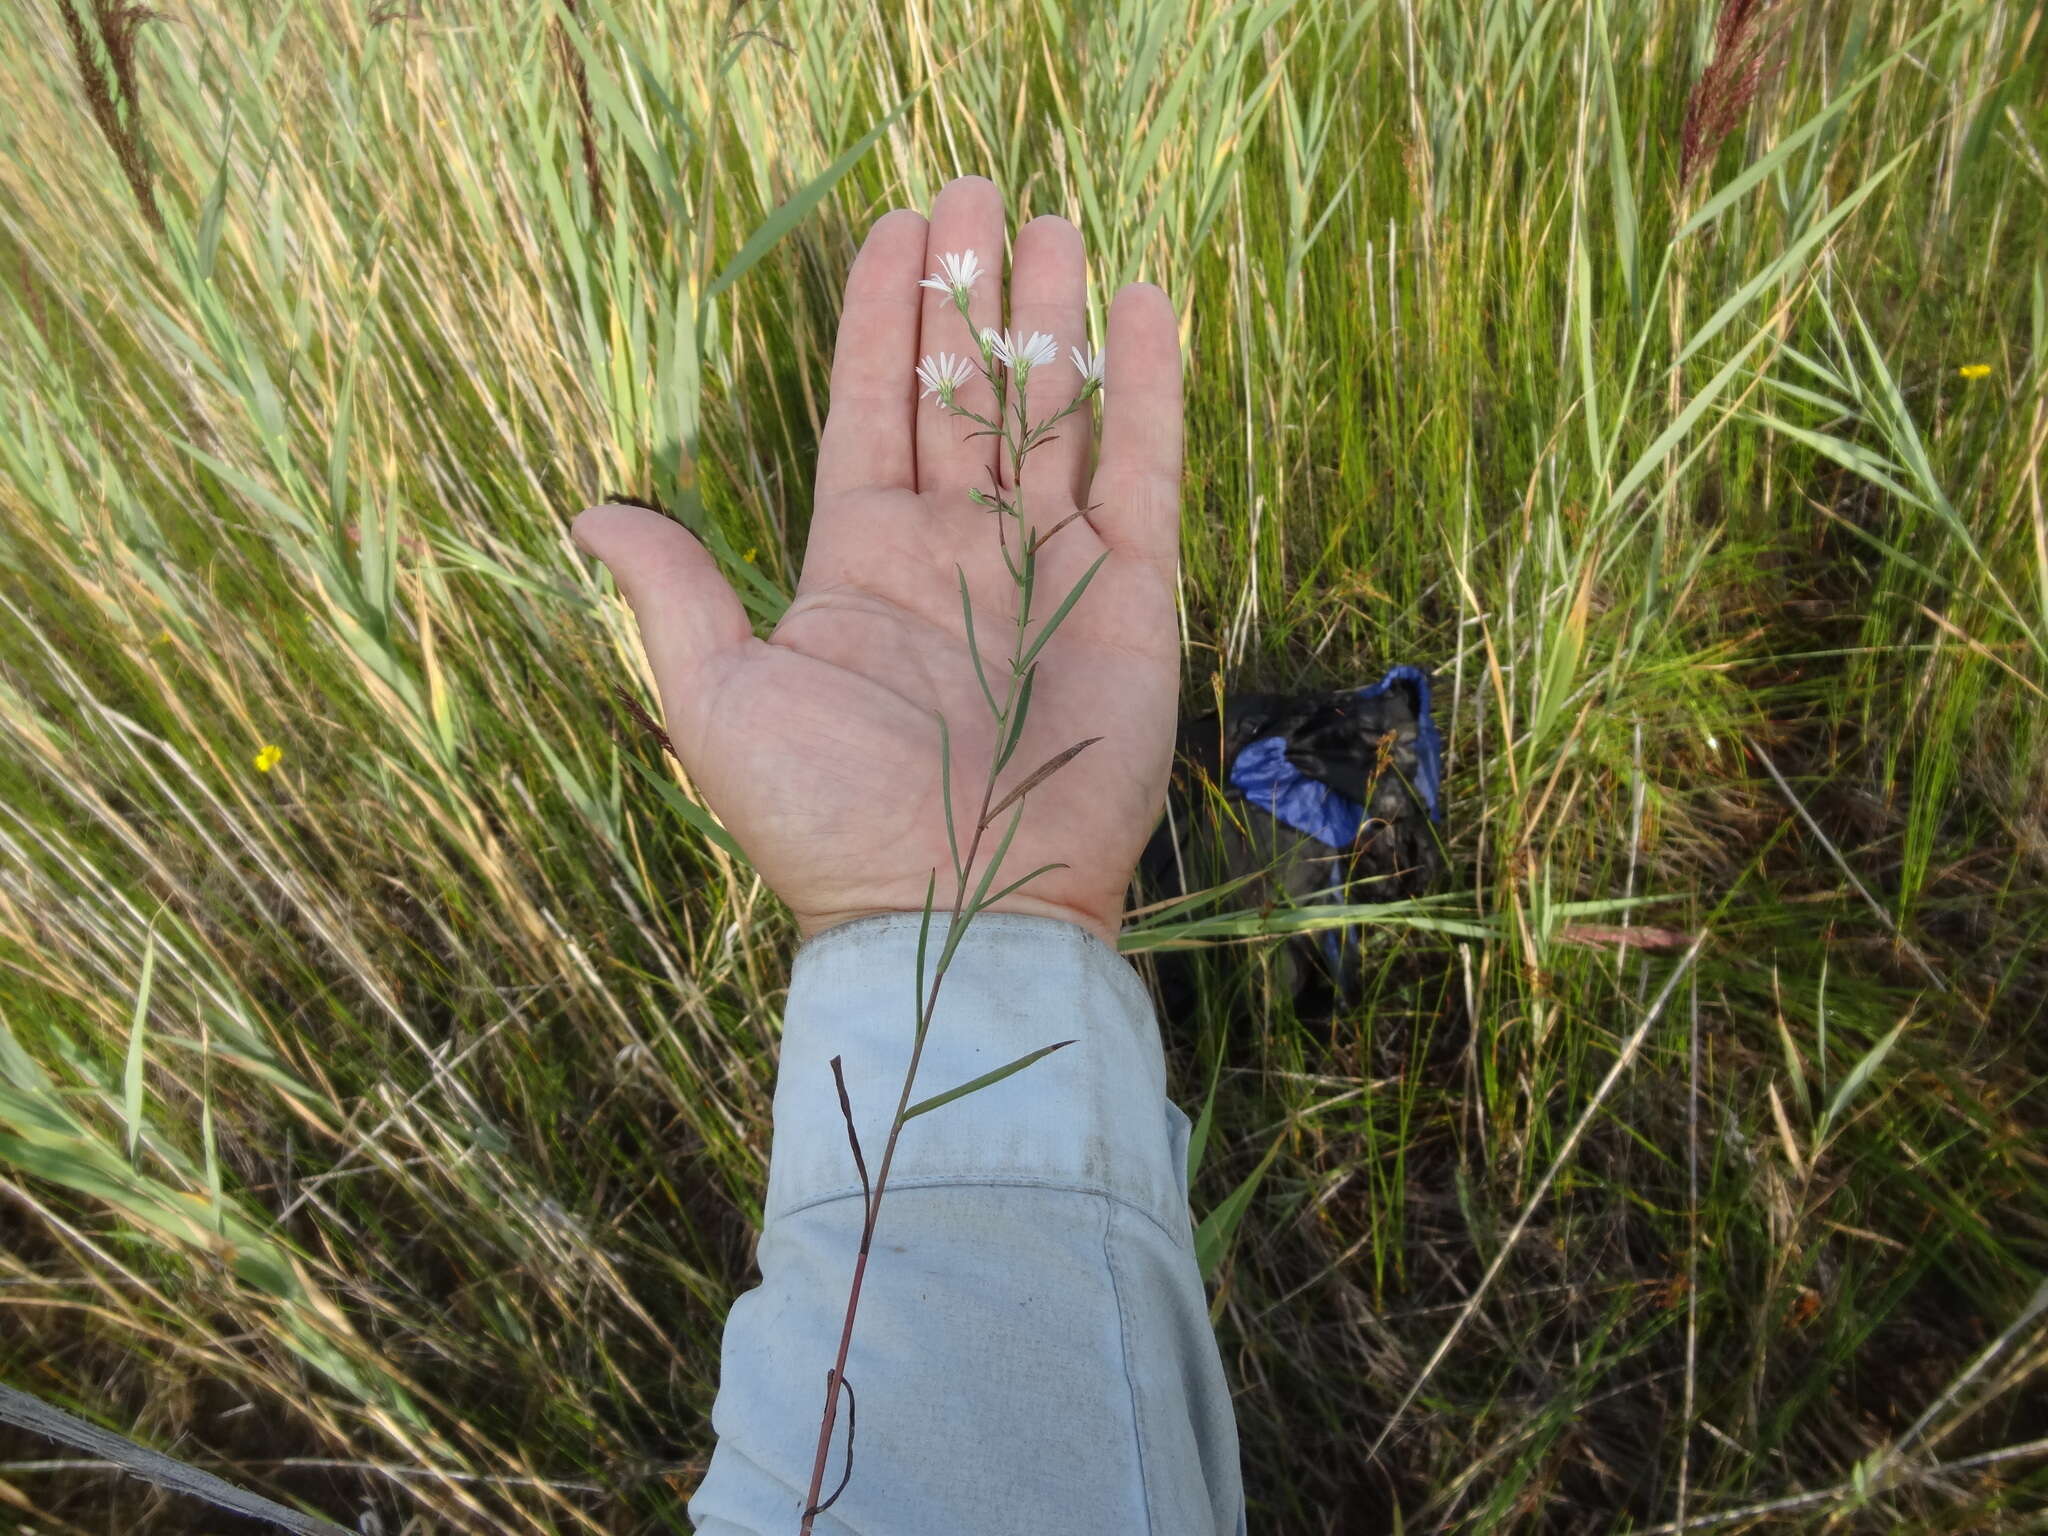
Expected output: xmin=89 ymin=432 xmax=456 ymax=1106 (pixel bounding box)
xmin=690 ymin=911 xmax=1247 ymax=1535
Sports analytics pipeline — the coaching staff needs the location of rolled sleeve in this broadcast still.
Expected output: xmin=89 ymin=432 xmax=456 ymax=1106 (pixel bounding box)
xmin=690 ymin=911 xmax=1245 ymax=1536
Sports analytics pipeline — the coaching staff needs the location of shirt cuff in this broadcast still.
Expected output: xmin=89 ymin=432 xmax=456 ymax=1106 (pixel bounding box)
xmin=764 ymin=911 xmax=1193 ymax=1245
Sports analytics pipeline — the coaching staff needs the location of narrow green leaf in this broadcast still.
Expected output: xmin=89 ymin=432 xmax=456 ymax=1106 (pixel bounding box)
xmin=150 ymin=1029 xmax=322 ymax=1106
xmin=1116 ymin=866 xmax=1275 ymax=935
xmin=1195 ymin=1134 xmax=1284 ymax=1282
xmin=1811 ymin=501 xmax=1962 ymax=596
xmin=1120 ymin=900 xmax=1495 ymax=948
xmin=1574 ymin=234 xmax=1603 ymax=475
xmin=706 ymin=92 xmax=918 ymax=303
xmin=627 ymin=754 xmax=745 ymax=861
xmin=169 ymin=437 xmax=314 ymax=537
xmin=978 ymin=860 xmax=1068 ymax=912
xmin=902 ymin=1039 xmax=1075 ymax=1121
xmin=2033 ymin=257 xmax=2046 ymax=389
xmin=1754 ymin=371 xmax=1857 ymax=418
xmin=1302 ymin=162 xmax=1361 ymax=258
xmin=1775 ymin=1011 xmax=1811 ymax=1123
xmin=1530 ymin=557 xmax=1595 ymax=752
xmin=1594 ymin=0 xmax=1638 ymax=314
xmin=327 ymin=333 xmax=362 ymax=540
xmin=430 ymin=532 xmax=593 ymax=606
xmin=1845 ymin=298 xmax=1983 ymax=563
xmin=1600 ymin=326 xmax=1773 ymax=521
xmin=1676 ymin=7 xmax=1961 ymax=239
xmin=122 ymin=929 xmax=158 ymax=1161
xmin=915 ymin=871 xmax=937 ymax=1031
xmin=968 ymin=802 xmax=1028 ymax=916
xmin=195 ymin=130 xmax=235 ymax=284
xmin=1547 ymin=895 xmax=1685 ymax=917
xmin=1777 ymin=340 xmax=1852 ymax=396
xmin=1820 ymin=1016 xmax=1909 ymax=1138
xmin=995 ymin=665 xmax=1036 ymax=775
xmin=938 ymin=803 xmax=1028 ymax=978
xmin=1019 ymin=551 xmax=1110 ymax=671
xmin=958 ymin=566 xmax=1002 ymax=720
xmin=1675 ymin=149 xmax=1908 ymax=371
xmin=937 ymin=806 xmax=1024 ymax=987
xmin=1745 ymin=411 xmax=1926 ymax=509
xmin=1185 ymin=1049 xmax=1225 ymax=1188
xmin=199 ymin=1073 xmax=224 ymax=1236
xmin=936 ymin=711 xmax=961 ymax=885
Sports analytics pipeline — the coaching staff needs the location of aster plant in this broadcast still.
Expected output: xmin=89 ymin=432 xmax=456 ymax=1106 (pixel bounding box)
xmin=799 ymin=250 xmax=1108 ymax=1532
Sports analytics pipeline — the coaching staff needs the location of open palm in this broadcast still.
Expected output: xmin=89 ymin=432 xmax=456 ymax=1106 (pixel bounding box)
xmin=574 ymin=177 xmax=1184 ymax=948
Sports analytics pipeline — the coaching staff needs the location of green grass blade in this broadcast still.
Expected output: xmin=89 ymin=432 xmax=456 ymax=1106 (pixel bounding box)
xmin=1821 ymin=1016 xmax=1910 ymax=1141
xmin=627 ymin=754 xmax=745 ymax=862
xmin=1195 ymin=1133 xmax=1284 ymax=1283
xmin=1185 ymin=1047 xmax=1225 ymax=1189
xmin=705 ymin=92 xmax=918 ymax=304
xmin=122 ymin=928 xmax=158 ymax=1162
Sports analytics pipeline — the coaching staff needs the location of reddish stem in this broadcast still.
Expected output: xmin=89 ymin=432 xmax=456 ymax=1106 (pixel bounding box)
xmin=797 ymin=771 xmax=1003 ymax=1531
xmin=798 ymin=364 xmax=1035 ymax=1533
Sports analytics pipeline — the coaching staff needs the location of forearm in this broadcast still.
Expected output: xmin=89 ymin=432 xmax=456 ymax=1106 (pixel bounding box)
xmin=690 ymin=912 xmax=1245 ymax=1536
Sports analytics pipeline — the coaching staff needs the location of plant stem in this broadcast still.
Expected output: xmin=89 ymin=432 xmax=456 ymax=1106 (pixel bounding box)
xmin=795 ymin=769 xmax=1003 ymax=1530
xmin=798 ymin=370 xmax=1043 ymax=1534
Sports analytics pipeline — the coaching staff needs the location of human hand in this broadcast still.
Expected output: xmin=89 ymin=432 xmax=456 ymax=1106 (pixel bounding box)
xmin=573 ymin=176 xmax=1183 ymax=950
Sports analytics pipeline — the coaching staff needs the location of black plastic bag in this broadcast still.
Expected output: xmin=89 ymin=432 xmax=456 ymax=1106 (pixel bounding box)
xmin=1134 ymin=668 xmax=1446 ymax=1021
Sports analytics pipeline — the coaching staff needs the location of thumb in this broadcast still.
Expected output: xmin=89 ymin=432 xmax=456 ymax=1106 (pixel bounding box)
xmin=573 ymin=501 xmax=753 ymax=709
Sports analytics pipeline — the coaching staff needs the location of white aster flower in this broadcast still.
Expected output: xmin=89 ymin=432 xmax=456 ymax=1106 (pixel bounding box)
xmin=917 ymin=249 xmax=984 ymax=303
xmin=1070 ymin=341 xmax=1104 ymax=393
xmin=981 ymin=327 xmax=1060 ymax=380
xmin=916 ymin=350 xmax=977 ymax=404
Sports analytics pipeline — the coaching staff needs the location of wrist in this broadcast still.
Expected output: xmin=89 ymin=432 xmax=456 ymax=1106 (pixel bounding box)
xmin=795 ymin=892 xmax=1120 ymax=951
xmin=766 ymin=906 xmax=1183 ymax=1236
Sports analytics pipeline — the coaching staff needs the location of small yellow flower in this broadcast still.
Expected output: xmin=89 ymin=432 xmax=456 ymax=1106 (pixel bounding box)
xmin=1958 ymin=364 xmax=1992 ymax=380
xmin=742 ymin=547 xmax=757 ymax=564
xmin=253 ymin=744 xmax=283 ymax=773
xmin=151 ymin=628 xmax=173 ymax=647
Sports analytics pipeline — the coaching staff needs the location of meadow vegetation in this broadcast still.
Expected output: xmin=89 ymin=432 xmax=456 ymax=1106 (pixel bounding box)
xmin=0 ymin=0 xmax=2044 ymax=1530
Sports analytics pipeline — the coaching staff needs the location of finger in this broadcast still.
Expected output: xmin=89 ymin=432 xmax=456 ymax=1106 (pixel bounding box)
xmin=815 ymin=208 xmax=929 ymax=498
xmin=1004 ymin=214 xmax=1090 ymax=505
xmin=915 ymin=176 xmax=1008 ymax=501
xmin=1089 ymin=283 xmax=1182 ymax=569
xmin=572 ymin=503 xmax=752 ymax=750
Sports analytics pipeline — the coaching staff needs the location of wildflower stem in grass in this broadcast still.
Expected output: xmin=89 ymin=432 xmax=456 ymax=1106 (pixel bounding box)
xmin=799 ymin=255 xmax=1102 ymax=1533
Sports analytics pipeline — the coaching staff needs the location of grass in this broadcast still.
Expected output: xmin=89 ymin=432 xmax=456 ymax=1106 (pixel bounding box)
xmin=0 ymin=0 xmax=2044 ymax=1530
